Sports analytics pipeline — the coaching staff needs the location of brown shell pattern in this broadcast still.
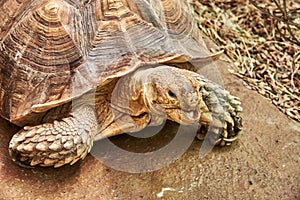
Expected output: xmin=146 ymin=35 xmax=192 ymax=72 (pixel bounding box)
xmin=0 ymin=0 xmax=211 ymax=123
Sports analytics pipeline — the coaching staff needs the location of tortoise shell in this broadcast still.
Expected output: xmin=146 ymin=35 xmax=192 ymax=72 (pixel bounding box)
xmin=0 ymin=0 xmax=214 ymax=125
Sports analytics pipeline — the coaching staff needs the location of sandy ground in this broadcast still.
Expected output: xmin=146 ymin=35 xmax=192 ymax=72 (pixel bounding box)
xmin=0 ymin=59 xmax=299 ymax=199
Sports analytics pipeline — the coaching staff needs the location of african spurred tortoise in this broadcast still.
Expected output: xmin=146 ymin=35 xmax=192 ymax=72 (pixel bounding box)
xmin=0 ymin=0 xmax=242 ymax=167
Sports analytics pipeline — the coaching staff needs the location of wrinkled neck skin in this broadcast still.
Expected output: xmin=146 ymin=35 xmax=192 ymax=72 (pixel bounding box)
xmin=110 ymin=66 xmax=166 ymax=127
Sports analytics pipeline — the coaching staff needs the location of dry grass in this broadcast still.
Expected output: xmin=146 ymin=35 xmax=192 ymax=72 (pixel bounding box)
xmin=191 ymin=0 xmax=300 ymax=121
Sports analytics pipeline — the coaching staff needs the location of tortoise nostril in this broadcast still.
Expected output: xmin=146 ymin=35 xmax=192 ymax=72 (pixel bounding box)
xmin=186 ymin=92 xmax=199 ymax=108
xmin=168 ymin=90 xmax=177 ymax=99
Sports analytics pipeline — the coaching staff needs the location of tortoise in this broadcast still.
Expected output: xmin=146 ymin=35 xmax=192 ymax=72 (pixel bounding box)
xmin=0 ymin=0 xmax=242 ymax=168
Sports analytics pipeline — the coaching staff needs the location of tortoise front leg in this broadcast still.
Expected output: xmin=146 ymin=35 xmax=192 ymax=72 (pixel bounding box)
xmin=9 ymin=105 xmax=99 ymax=168
xmin=195 ymin=75 xmax=243 ymax=146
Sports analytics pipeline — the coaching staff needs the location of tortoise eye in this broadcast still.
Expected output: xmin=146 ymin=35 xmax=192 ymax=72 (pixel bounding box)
xmin=168 ymin=90 xmax=177 ymax=99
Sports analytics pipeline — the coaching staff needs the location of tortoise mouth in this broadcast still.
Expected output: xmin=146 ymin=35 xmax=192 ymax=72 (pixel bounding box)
xmin=166 ymin=109 xmax=200 ymax=125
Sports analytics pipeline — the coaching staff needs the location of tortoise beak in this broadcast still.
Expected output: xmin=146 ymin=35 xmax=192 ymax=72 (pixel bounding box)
xmin=166 ymin=109 xmax=201 ymax=125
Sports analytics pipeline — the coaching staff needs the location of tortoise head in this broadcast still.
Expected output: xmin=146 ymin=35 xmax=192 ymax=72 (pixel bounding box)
xmin=136 ymin=65 xmax=203 ymax=125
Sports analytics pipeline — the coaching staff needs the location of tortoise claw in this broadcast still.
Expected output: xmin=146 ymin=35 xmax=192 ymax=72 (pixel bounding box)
xmin=197 ymin=80 xmax=243 ymax=146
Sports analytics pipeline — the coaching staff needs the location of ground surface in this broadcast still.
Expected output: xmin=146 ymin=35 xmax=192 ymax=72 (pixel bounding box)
xmin=0 ymin=58 xmax=299 ymax=199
